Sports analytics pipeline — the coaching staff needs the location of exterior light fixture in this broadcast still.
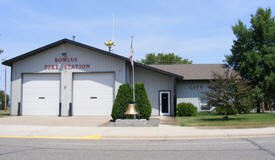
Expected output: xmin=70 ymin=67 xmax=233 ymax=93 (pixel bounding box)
xmin=61 ymin=52 xmax=67 ymax=57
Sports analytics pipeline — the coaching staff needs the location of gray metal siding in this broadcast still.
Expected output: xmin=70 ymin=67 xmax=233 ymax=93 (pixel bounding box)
xmin=10 ymin=43 xmax=126 ymax=116
xmin=176 ymin=80 xmax=210 ymax=111
xmin=130 ymin=65 xmax=174 ymax=116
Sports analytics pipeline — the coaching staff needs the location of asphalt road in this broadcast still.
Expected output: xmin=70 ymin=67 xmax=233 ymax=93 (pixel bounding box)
xmin=0 ymin=137 xmax=275 ymax=160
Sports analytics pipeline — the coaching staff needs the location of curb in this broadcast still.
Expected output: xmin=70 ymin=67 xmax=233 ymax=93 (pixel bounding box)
xmin=0 ymin=135 xmax=101 ymax=140
xmin=101 ymin=134 xmax=275 ymax=140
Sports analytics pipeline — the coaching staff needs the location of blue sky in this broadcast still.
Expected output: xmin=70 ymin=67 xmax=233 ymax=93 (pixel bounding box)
xmin=0 ymin=0 xmax=275 ymax=92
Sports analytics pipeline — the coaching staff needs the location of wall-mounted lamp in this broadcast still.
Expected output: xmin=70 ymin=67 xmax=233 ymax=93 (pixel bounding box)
xmin=61 ymin=52 xmax=67 ymax=57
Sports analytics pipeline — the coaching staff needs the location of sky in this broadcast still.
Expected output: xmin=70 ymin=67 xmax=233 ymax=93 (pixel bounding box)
xmin=0 ymin=0 xmax=275 ymax=93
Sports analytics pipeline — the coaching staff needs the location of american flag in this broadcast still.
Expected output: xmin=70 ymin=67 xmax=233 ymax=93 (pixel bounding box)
xmin=129 ymin=38 xmax=134 ymax=66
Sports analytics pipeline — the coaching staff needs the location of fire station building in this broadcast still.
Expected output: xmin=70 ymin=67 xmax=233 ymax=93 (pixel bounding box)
xmin=2 ymin=39 xmax=229 ymax=116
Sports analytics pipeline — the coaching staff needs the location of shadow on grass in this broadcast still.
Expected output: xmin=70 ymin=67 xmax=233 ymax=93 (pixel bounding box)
xmin=200 ymin=117 xmax=246 ymax=121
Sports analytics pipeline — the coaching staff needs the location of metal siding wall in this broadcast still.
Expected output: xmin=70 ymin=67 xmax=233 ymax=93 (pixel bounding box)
xmin=130 ymin=65 xmax=174 ymax=116
xmin=176 ymin=80 xmax=210 ymax=111
xmin=10 ymin=44 xmax=126 ymax=116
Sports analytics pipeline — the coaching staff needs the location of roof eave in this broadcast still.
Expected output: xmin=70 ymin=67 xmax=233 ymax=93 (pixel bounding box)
xmin=2 ymin=39 xmax=69 ymax=66
xmin=2 ymin=38 xmax=183 ymax=79
xmin=133 ymin=62 xmax=184 ymax=79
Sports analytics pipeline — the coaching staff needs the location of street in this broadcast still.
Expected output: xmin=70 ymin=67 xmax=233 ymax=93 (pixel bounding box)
xmin=0 ymin=137 xmax=275 ymax=160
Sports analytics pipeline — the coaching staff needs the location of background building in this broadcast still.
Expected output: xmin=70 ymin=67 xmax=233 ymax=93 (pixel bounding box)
xmin=150 ymin=64 xmax=229 ymax=111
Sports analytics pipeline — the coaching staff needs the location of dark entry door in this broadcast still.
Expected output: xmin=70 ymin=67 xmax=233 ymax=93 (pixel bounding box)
xmin=160 ymin=91 xmax=170 ymax=116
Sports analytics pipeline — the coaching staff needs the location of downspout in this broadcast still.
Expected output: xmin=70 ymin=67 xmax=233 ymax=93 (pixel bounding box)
xmin=173 ymin=77 xmax=177 ymax=116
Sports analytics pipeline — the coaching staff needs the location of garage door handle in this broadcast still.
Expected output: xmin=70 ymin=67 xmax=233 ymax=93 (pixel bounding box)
xmin=90 ymin=97 xmax=97 ymax=99
xmin=38 ymin=97 xmax=45 ymax=99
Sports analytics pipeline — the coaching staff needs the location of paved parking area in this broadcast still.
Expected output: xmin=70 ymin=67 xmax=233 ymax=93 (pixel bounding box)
xmin=0 ymin=116 xmax=112 ymax=127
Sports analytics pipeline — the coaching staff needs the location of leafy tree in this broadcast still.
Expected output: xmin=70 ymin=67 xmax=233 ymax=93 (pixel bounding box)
xmin=226 ymin=8 xmax=275 ymax=112
xmin=140 ymin=53 xmax=192 ymax=64
xmin=0 ymin=90 xmax=9 ymax=110
xmin=202 ymin=70 xmax=251 ymax=119
xmin=135 ymin=83 xmax=151 ymax=119
xmin=111 ymin=84 xmax=133 ymax=121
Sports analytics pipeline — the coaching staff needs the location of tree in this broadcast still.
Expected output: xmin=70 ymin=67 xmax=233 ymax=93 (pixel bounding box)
xmin=111 ymin=84 xmax=133 ymax=121
xmin=140 ymin=53 xmax=192 ymax=64
xmin=0 ymin=90 xmax=9 ymax=110
xmin=202 ymin=70 xmax=251 ymax=119
xmin=226 ymin=8 xmax=275 ymax=112
xmin=135 ymin=83 xmax=151 ymax=119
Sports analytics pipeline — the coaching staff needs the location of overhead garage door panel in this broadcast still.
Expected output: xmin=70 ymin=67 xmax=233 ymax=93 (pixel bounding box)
xmin=22 ymin=74 xmax=60 ymax=115
xmin=73 ymin=73 xmax=114 ymax=115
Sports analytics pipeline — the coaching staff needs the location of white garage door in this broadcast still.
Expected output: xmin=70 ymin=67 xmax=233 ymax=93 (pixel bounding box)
xmin=22 ymin=74 xmax=60 ymax=115
xmin=73 ymin=73 xmax=114 ymax=115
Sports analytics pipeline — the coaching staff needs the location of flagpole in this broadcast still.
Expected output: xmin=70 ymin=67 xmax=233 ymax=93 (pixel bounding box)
xmin=131 ymin=36 xmax=135 ymax=103
xmin=132 ymin=59 xmax=135 ymax=102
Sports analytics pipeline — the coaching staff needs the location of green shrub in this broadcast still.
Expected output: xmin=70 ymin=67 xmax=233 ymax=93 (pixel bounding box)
xmin=177 ymin=102 xmax=197 ymax=116
xmin=216 ymin=106 xmax=237 ymax=115
xmin=111 ymin=84 xmax=133 ymax=121
xmin=135 ymin=83 xmax=152 ymax=119
xmin=235 ymin=97 xmax=252 ymax=114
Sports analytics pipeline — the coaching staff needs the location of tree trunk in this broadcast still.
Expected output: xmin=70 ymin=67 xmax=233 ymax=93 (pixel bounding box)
xmin=267 ymin=101 xmax=271 ymax=112
xmin=256 ymin=101 xmax=260 ymax=113
xmin=262 ymin=101 xmax=265 ymax=113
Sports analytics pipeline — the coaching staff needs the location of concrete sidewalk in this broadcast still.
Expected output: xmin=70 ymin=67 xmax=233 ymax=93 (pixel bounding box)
xmin=0 ymin=116 xmax=111 ymax=127
xmin=0 ymin=124 xmax=275 ymax=139
xmin=0 ymin=116 xmax=275 ymax=139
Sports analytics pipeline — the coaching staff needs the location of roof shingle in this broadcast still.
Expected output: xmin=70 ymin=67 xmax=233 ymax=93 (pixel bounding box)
xmin=150 ymin=64 xmax=230 ymax=80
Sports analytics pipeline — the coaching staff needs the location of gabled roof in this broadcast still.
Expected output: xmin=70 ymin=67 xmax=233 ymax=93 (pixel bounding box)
xmin=150 ymin=64 xmax=231 ymax=80
xmin=2 ymin=38 xmax=183 ymax=79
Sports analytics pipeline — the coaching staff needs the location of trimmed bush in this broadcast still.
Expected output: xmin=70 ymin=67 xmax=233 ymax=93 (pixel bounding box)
xmin=216 ymin=106 xmax=237 ymax=115
xmin=135 ymin=83 xmax=152 ymax=119
xmin=111 ymin=83 xmax=133 ymax=121
xmin=177 ymin=102 xmax=197 ymax=116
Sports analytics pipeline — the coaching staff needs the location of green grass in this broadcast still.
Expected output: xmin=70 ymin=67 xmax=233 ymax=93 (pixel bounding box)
xmin=177 ymin=112 xmax=275 ymax=128
xmin=0 ymin=109 xmax=10 ymax=117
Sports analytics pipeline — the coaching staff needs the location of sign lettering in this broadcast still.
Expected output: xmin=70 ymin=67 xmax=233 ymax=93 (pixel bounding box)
xmin=189 ymin=85 xmax=203 ymax=90
xmin=44 ymin=57 xmax=91 ymax=70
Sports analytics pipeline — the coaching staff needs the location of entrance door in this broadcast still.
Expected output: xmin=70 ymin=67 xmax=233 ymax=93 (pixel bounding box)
xmin=160 ymin=91 xmax=170 ymax=116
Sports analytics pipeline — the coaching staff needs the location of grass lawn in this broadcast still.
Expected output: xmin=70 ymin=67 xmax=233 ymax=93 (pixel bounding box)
xmin=177 ymin=112 xmax=275 ymax=128
xmin=0 ymin=109 xmax=10 ymax=117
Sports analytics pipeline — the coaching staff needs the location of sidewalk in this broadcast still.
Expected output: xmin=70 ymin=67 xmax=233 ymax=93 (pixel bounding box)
xmin=0 ymin=116 xmax=274 ymax=139
xmin=0 ymin=124 xmax=275 ymax=139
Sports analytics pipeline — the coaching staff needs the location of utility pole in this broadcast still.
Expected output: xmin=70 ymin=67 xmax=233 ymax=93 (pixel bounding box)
xmin=0 ymin=49 xmax=5 ymax=112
